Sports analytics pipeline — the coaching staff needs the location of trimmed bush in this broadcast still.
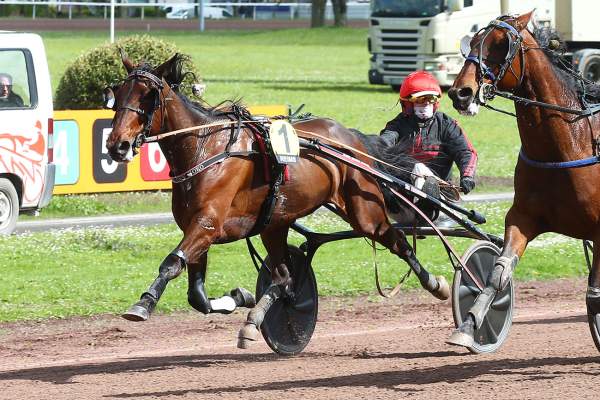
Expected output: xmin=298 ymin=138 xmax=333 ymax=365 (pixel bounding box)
xmin=55 ymin=35 xmax=200 ymax=109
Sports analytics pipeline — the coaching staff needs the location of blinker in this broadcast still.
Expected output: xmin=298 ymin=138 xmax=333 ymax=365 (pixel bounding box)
xmin=103 ymin=87 xmax=116 ymax=110
xmin=460 ymin=35 xmax=472 ymax=59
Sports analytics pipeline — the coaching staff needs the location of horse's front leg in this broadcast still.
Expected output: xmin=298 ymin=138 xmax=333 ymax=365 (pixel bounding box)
xmin=121 ymin=221 xmax=215 ymax=321
xmin=238 ymin=227 xmax=291 ymax=348
xmin=187 ymin=253 xmax=256 ymax=315
xmin=122 ymin=248 xmax=187 ymax=321
xmin=448 ymin=210 xmax=537 ymax=348
xmin=122 ymin=215 xmax=254 ymax=321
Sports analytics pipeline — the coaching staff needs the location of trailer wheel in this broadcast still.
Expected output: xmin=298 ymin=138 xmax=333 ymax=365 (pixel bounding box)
xmin=0 ymin=178 xmax=18 ymax=235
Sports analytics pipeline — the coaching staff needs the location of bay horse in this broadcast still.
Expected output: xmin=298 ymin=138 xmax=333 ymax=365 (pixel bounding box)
xmin=105 ymin=51 xmax=450 ymax=347
xmin=448 ymin=11 xmax=600 ymax=351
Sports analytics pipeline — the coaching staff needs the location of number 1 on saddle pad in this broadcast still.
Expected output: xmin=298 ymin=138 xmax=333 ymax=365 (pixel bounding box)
xmin=269 ymin=120 xmax=300 ymax=164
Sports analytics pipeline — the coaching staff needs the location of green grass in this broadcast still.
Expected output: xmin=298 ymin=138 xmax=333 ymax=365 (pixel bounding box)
xmin=0 ymin=201 xmax=588 ymax=322
xmin=21 ymin=191 xmax=172 ymax=219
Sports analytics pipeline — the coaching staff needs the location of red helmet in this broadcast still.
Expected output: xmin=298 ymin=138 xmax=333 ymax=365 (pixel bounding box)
xmin=399 ymin=71 xmax=442 ymax=100
xmin=399 ymin=71 xmax=442 ymax=115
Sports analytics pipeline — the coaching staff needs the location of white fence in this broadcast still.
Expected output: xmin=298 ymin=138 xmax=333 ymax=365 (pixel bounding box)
xmin=0 ymin=0 xmax=371 ymax=21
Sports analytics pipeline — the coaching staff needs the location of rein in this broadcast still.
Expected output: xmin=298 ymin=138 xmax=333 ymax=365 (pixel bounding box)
xmin=117 ymin=70 xmax=458 ymax=190
xmin=144 ymin=117 xmax=460 ymax=195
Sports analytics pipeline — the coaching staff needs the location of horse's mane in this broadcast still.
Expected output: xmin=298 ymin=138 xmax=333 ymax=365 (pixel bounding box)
xmin=531 ymin=25 xmax=600 ymax=102
xmin=352 ymin=129 xmax=416 ymax=182
xmin=157 ymin=53 xmax=251 ymax=121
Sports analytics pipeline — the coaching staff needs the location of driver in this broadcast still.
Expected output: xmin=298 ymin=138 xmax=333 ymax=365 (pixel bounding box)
xmin=380 ymin=70 xmax=478 ymax=195
xmin=0 ymin=73 xmax=24 ymax=108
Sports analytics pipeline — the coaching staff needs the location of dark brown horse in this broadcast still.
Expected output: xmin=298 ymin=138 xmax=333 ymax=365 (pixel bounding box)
xmin=448 ymin=11 xmax=600 ymax=351
xmin=105 ymin=52 xmax=450 ymax=347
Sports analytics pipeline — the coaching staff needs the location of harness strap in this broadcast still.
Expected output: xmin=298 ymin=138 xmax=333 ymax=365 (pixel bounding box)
xmin=465 ymin=55 xmax=497 ymax=81
xmin=170 ymin=151 xmax=256 ymax=184
xmin=494 ymin=89 xmax=600 ymax=116
xmin=519 ymin=148 xmax=600 ymax=169
xmin=247 ymin=164 xmax=285 ymax=237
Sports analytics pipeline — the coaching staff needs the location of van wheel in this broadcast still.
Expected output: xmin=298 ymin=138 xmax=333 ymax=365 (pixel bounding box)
xmin=0 ymin=178 xmax=19 ymax=235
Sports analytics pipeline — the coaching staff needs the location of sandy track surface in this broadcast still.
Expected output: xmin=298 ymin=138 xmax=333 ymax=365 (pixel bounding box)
xmin=1 ymin=278 xmax=599 ymax=399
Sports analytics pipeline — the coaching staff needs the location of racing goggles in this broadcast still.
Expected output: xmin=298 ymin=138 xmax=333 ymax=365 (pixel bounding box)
xmin=406 ymin=94 xmax=440 ymax=104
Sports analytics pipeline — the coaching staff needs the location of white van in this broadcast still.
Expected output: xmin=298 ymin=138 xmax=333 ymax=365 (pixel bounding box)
xmin=0 ymin=32 xmax=55 ymax=234
xmin=165 ymin=5 xmax=232 ymax=19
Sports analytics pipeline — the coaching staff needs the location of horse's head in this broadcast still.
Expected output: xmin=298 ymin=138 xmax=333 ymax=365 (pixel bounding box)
xmin=105 ymin=51 xmax=180 ymax=162
xmin=448 ymin=11 xmax=534 ymax=115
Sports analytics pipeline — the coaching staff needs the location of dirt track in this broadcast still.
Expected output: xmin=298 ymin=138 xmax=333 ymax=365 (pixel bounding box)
xmin=1 ymin=278 xmax=600 ymax=400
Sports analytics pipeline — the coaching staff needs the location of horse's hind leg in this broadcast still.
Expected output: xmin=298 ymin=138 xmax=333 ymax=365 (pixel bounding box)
xmin=238 ymin=226 xmax=291 ymax=348
xmin=344 ymin=184 xmax=449 ymax=300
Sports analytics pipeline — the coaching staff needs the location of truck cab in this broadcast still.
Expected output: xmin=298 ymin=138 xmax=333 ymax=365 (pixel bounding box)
xmin=0 ymin=32 xmax=55 ymax=234
xmin=368 ymin=0 xmax=502 ymax=89
xmin=367 ymin=0 xmax=556 ymax=90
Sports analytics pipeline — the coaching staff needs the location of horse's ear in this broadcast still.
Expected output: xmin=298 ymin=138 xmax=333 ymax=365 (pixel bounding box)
xmin=515 ymin=10 xmax=534 ymax=32
xmin=153 ymin=53 xmax=179 ymax=79
xmin=119 ymin=47 xmax=134 ymax=73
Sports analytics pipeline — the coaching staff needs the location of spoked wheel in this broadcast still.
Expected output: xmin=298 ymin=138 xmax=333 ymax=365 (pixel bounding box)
xmin=452 ymin=241 xmax=514 ymax=354
xmin=586 ymin=300 xmax=600 ymax=352
xmin=256 ymin=245 xmax=318 ymax=356
xmin=583 ymin=240 xmax=600 ymax=352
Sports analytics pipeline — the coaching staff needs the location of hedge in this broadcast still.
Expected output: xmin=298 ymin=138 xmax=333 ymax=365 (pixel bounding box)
xmin=55 ymin=35 xmax=200 ymax=109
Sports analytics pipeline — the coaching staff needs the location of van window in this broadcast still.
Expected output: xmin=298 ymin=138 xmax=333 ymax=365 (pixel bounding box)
xmin=0 ymin=50 xmax=35 ymax=109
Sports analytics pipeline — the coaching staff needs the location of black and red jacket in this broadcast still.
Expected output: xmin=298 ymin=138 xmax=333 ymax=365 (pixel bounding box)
xmin=379 ymin=111 xmax=477 ymax=181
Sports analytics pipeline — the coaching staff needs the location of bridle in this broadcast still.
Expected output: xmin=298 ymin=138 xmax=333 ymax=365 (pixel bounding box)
xmin=463 ymin=18 xmax=528 ymax=105
xmin=112 ymin=69 xmax=167 ymax=152
xmin=462 ymin=17 xmax=600 ymax=169
xmin=465 ymin=18 xmax=525 ymax=102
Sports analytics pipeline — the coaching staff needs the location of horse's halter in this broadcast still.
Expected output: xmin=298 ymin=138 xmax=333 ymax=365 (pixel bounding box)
xmin=112 ymin=69 xmax=165 ymax=152
xmin=464 ymin=18 xmax=525 ymax=103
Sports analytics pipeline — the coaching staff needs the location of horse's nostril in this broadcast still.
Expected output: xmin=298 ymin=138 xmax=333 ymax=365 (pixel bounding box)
xmin=117 ymin=141 xmax=131 ymax=155
xmin=458 ymin=87 xmax=474 ymax=100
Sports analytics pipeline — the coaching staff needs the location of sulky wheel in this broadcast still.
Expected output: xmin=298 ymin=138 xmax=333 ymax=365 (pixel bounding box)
xmin=586 ymin=301 xmax=600 ymax=353
xmin=584 ymin=240 xmax=600 ymax=352
xmin=256 ymin=245 xmax=318 ymax=356
xmin=452 ymin=241 xmax=514 ymax=354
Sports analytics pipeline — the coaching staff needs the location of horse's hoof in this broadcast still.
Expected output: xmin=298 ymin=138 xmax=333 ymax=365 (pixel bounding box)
xmin=122 ymin=304 xmax=150 ymax=322
xmin=432 ymin=275 xmax=450 ymax=301
xmin=237 ymin=323 xmax=260 ymax=349
xmin=231 ymin=287 xmax=256 ymax=308
xmin=446 ymin=329 xmax=475 ymax=348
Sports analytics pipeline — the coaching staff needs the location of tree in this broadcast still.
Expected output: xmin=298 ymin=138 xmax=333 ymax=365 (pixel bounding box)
xmin=331 ymin=0 xmax=347 ymax=27
xmin=311 ymin=0 xmax=326 ymax=28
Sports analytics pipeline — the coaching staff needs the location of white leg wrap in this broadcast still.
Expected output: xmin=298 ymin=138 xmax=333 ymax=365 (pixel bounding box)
xmin=490 ymin=255 xmax=519 ymax=291
xmin=587 ymin=286 xmax=600 ymax=299
xmin=210 ymin=296 xmax=237 ymax=313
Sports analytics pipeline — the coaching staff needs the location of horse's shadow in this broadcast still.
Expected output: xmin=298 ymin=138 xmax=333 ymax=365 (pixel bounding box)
xmin=2 ymin=349 xmax=599 ymax=397
xmin=109 ymin=353 xmax=600 ymax=398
